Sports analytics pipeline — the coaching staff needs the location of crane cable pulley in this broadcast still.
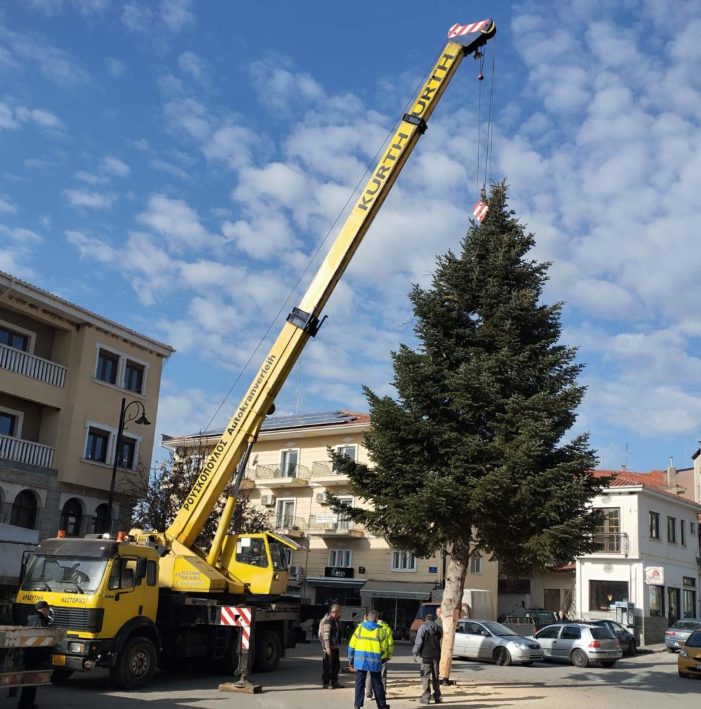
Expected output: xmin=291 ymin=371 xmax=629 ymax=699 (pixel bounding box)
xmin=472 ymin=37 xmax=496 ymax=223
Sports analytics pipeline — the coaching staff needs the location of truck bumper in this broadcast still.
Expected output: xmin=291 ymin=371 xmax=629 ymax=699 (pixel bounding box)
xmin=51 ymin=637 xmax=115 ymax=671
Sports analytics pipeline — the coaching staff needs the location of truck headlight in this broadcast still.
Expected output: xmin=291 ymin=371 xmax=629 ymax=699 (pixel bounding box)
xmin=68 ymin=642 xmax=86 ymax=653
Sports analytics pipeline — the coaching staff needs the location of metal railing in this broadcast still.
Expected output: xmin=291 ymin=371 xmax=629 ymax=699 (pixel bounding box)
xmin=0 ymin=343 xmax=66 ymax=387
xmin=591 ymin=532 xmax=628 ymax=554
xmin=0 ymin=434 xmax=55 ymax=468
xmin=311 ymin=460 xmax=349 ymax=477
xmin=274 ymin=515 xmax=308 ymax=531
xmin=252 ymin=463 xmax=311 ymax=481
xmin=308 ymin=513 xmax=362 ymax=533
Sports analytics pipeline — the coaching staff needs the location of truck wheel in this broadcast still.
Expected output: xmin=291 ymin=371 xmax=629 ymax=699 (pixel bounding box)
xmin=51 ymin=669 xmax=74 ymax=682
xmin=110 ymin=636 xmax=157 ymax=689
xmin=253 ymin=629 xmax=281 ymax=672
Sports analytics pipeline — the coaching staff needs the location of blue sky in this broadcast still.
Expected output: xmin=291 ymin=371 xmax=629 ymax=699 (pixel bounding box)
xmin=2 ymin=0 xmax=701 ymax=473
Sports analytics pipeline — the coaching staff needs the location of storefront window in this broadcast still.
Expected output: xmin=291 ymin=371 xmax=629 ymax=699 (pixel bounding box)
xmin=589 ymin=580 xmax=628 ymax=611
xmin=649 ymin=585 xmax=664 ymax=617
xmin=683 ymin=589 xmax=696 ymax=618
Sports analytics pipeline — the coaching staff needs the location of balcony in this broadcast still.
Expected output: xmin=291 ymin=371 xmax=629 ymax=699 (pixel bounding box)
xmin=0 ymin=344 xmax=66 ymax=387
xmin=0 ymin=434 xmax=55 ymax=469
xmin=251 ymin=463 xmax=311 ymax=488
xmin=308 ymin=513 xmax=364 ymax=537
xmin=273 ymin=515 xmax=307 ymax=538
xmin=311 ymin=460 xmax=350 ymax=485
xmin=591 ymin=532 xmax=629 ymax=556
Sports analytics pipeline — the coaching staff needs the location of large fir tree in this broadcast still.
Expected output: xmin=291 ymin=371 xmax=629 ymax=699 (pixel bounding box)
xmin=333 ymin=183 xmax=606 ymax=677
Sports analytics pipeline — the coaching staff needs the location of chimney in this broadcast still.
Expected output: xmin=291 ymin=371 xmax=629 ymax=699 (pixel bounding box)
xmin=666 ymin=457 xmax=677 ymax=489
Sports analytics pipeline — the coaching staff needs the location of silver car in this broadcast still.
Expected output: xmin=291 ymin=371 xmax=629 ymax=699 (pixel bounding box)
xmin=529 ymin=623 xmax=621 ymax=668
xmin=664 ymin=619 xmax=701 ymax=652
xmin=453 ymin=620 xmax=544 ymax=665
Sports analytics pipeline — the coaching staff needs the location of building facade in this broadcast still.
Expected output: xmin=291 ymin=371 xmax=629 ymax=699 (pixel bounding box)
xmin=574 ymin=469 xmax=701 ymax=644
xmin=0 ymin=271 xmax=173 ymax=543
xmin=163 ymin=410 xmax=498 ymax=631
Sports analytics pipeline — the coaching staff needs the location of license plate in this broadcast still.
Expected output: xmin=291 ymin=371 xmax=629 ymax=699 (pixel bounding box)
xmin=51 ymin=654 xmax=66 ymax=667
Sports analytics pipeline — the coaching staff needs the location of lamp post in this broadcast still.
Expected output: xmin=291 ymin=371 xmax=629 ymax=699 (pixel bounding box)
xmin=107 ymin=397 xmax=151 ymax=533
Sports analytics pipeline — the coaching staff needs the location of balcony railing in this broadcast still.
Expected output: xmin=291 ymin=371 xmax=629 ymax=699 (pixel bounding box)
xmin=0 ymin=434 xmax=55 ymax=469
xmin=0 ymin=343 xmax=66 ymax=387
xmin=591 ymin=532 xmax=628 ymax=555
xmin=252 ymin=463 xmax=311 ymax=481
xmin=311 ymin=460 xmax=349 ymax=477
xmin=274 ymin=515 xmax=308 ymax=531
xmin=308 ymin=513 xmax=362 ymax=534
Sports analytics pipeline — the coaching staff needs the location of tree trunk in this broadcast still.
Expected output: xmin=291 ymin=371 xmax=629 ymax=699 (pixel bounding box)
xmin=438 ymin=541 xmax=470 ymax=681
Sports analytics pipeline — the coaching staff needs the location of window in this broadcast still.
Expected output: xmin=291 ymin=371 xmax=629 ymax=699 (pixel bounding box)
xmin=0 ymin=324 xmax=29 ymax=351
xmin=668 ymin=516 xmax=677 ymax=543
xmin=329 ymin=549 xmax=352 ymax=567
xmin=93 ymin=503 xmax=111 ymax=534
xmin=60 ymin=498 xmax=83 ymax=537
xmin=336 ymin=496 xmax=353 ymax=531
xmin=649 ymin=511 xmax=660 ymax=539
xmin=561 ymin=626 xmax=581 ymax=640
xmin=593 ymin=508 xmax=621 ymax=552
xmin=235 ymin=536 xmax=268 ymax=567
xmin=391 ymin=550 xmax=416 ymax=572
xmin=683 ymin=589 xmax=696 ymax=618
xmin=96 ymin=348 xmax=119 ymax=385
xmin=275 ymin=499 xmax=295 ymax=528
xmin=469 ymin=553 xmax=483 ymax=574
xmin=85 ymin=427 xmax=110 ymax=463
xmin=108 ymin=558 xmax=137 ymax=590
xmin=146 ymin=560 xmax=157 ymax=586
xmin=124 ymin=360 xmax=145 ymax=394
xmin=333 ymin=445 xmax=357 ymax=471
xmin=589 ymin=580 xmax=628 ymax=611
xmin=280 ymin=449 xmax=298 ymax=477
xmin=10 ymin=490 xmax=37 ymax=529
xmin=535 ymin=626 xmax=561 ymax=640
xmin=117 ymin=436 xmax=136 ymax=469
xmin=649 ymin=584 xmax=664 ymax=617
xmin=681 ymin=519 xmax=686 ymax=546
xmin=691 ymin=522 xmax=696 ymax=534
xmin=0 ymin=411 xmax=18 ymax=437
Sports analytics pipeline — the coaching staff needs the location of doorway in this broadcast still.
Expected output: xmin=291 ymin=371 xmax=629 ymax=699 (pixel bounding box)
xmin=667 ymin=587 xmax=680 ymax=625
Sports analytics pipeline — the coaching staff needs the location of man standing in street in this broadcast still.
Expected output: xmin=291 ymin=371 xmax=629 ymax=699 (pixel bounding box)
xmin=366 ymin=610 xmax=393 ymax=701
xmin=318 ymin=604 xmax=342 ymax=689
xmin=348 ymin=609 xmax=390 ymax=709
xmin=18 ymin=600 xmax=52 ymax=709
xmin=412 ymin=613 xmax=442 ymax=705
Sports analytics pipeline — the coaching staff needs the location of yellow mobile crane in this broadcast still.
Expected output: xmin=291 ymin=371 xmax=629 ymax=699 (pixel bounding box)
xmin=13 ymin=19 xmax=496 ymax=690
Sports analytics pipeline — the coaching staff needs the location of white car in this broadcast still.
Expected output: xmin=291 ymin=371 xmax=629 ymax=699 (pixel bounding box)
xmin=453 ymin=620 xmax=544 ymax=665
xmin=529 ymin=623 xmax=622 ymax=667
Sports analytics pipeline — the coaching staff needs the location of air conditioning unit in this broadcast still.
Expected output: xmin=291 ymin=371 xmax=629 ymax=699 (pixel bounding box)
xmin=289 ymin=565 xmax=305 ymax=580
xmin=261 ymin=494 xmax=276 ymax=507
xmin=316 ymin=492 xmax=327 ymax=504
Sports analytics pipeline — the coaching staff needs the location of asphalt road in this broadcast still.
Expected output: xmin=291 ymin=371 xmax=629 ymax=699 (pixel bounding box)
xmin=2 ymin=642 xmax=699 ymax=708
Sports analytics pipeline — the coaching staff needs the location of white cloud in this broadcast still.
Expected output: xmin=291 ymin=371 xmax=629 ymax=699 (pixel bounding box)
xmin=250 ymin=60 xmax=325 ymax=111
xmin=65 ymin=229 xmax=116 ymax=263
xmin=107 ymin=58 xmax=126 ymax=77
xmin=178 ymin=51 xmax=205 ymax=81
xmin=0 ymin=101 xmax=63 ymax=131
xmin=150 ymin=158 xmax=189 ymax=179
xmin=63 ymin=189 xmax=116 ymax=209
xmin=0 ymin=197 xmax=17 ymax=214
xmin=0 ymin=225 xmax=43 ymax=277
xmin=101 ymin=156 xmax=130 ymax=177
xmin=136 ymin=194 xmax=212 ymax=249
xmin=161 ymin=0 xmax=194 ymax=33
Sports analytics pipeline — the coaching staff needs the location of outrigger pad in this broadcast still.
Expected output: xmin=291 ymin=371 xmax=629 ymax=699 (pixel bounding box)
xmin=219 ymin=681 xmax=263 ymax=694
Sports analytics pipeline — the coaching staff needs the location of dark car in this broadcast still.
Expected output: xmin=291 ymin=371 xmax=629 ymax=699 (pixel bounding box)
xmin=591 ymin=620 xmax=636 ymax=655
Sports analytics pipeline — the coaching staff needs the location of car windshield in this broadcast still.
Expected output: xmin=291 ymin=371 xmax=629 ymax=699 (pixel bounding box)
xmin=482 ymin=621 xmax=519 ymax=636
xmin=528 ymin=611 xmax=556 ymax=622
xmin=673 ymin=621 xmax=701 ymax=630
xmin=590 ymin=627 xmax=615 ymax=639
xmin=685 ymin=630 xmax=701 ymax=647
xmin=22 ymin=555 xmax=108 ymax=594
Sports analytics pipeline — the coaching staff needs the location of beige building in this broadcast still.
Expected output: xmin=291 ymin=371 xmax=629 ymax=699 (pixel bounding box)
xmin=0 ymin=270 xmax=173 ymax=541
xmin=163 ymin=410 xmax=498 ymax=629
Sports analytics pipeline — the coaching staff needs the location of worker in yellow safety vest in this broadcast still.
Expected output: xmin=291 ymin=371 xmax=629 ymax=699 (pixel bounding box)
xmin=348 ymin=609 xmax=391 ymax=709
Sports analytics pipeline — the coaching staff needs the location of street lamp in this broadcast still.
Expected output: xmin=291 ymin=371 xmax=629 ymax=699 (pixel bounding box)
xmin=107 ymin=397 xmax=151 ymax=533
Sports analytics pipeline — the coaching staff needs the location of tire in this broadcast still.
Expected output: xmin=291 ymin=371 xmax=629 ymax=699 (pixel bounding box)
xmin=253 ymin=629 xmax=282 ymax=673
xmin=627 ymin=641 xmax=636 ymax=656
xmin=109 ymin=636 xmax=157 ymax=689
xmin=51 ymin=669 xmax=74 ymax=683
xmin=600 ymin=661 xmax=616 ymax=668
xmin=668 ymin=648 xmax=676 ymax=653
xmin=570 ymin=649 xmax=589 ymax=668
xmin=494 ymin=647 xmax=512 ymax=666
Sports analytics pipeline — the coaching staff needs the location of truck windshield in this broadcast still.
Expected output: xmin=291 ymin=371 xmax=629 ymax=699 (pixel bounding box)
xmin=268 ymin=540 xmax=289 ymax=571
xmin=22 ymin=555 xmax=108 ymax=594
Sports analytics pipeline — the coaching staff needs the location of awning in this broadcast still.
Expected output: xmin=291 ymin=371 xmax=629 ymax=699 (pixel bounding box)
xmin=360 ymin=580 xmax=437 ymax=600
xmin=306 ymin=576 xmax=366 ymax=588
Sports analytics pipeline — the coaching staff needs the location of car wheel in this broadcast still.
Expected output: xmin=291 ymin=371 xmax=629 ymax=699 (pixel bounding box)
xmin=494 ymin=647 xmax=512 ymax=666
xmin=600 ymin=661 xmax=616 ymax=668
xmin=668 ymin=647 xmax=676 ymax=653
xmin=570 ymin=649 xmax=589 ymax=668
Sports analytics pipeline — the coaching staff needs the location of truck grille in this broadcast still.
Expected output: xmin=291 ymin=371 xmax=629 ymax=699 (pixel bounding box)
xmin=13 ymin=604 xmax=104 ymax=633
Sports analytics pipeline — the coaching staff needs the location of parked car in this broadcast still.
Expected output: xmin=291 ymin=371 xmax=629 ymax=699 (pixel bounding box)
xmin=453 ymin=619 xmax=544 ymax=666
xmin=501 ymin=609 xmax=558 ymax=636
xmin=529 ymin=623 xmax=621 ymax=668
xmin=665 ymin=619 xmax=701 ymax=652
xmin=590 ymin=620 xmax=637 ymax=655
xmin=678 ymin=628 xmax=701 ymax=678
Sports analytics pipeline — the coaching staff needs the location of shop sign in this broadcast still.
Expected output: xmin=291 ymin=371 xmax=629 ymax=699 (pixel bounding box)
xmin=325 ymin=566 xmax=354 ymax=578
xmin=644 ymin=566 xmax=664 ymax=585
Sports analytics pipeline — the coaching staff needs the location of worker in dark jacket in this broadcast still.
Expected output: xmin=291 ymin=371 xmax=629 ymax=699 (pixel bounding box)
xmin=412 ymin=613 xmax=442 ymax=705
xmin=18 ymin=600 xmax=52 ymax=709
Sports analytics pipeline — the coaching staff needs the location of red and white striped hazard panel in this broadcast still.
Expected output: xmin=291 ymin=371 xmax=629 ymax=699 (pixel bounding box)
xmin=447 ymin=19 xmax=490 ymax=39
xmin=220 ymin=606 xmax=252 ymax=649
xmin=472 ymin=200 xmax=489 ymax=222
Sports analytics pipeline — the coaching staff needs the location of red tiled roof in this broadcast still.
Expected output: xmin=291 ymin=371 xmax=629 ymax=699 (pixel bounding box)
xmin=593 ymin=468 xmax=700 ymax=506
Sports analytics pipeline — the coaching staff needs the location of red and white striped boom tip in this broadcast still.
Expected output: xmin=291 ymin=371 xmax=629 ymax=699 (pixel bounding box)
xmin=472 ymin=200 xmax=489 ymax=223
xmin=447 ymin=19 xmax=491 ymax=39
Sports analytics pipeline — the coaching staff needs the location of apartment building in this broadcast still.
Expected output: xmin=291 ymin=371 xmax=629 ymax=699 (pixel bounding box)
xmin=163 ymin=410 xmax=498 ymax=629
xmin=0 ymin=271 xmax=173 ymax=543
xmin=573 ymin=468 xmax=701 ymax=644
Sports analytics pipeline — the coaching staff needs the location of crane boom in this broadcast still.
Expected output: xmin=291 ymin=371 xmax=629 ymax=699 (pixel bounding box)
xmin=166 ymin=19 xmax=497 ymax=548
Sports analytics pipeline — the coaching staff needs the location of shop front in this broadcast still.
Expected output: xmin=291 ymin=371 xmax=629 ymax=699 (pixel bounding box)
xmin=361 ymin=580 xmax=437 ymax=637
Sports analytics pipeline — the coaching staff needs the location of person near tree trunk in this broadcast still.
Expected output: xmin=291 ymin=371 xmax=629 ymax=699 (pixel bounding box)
xmin=413 ymin=613 xmax=442 ymax=705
